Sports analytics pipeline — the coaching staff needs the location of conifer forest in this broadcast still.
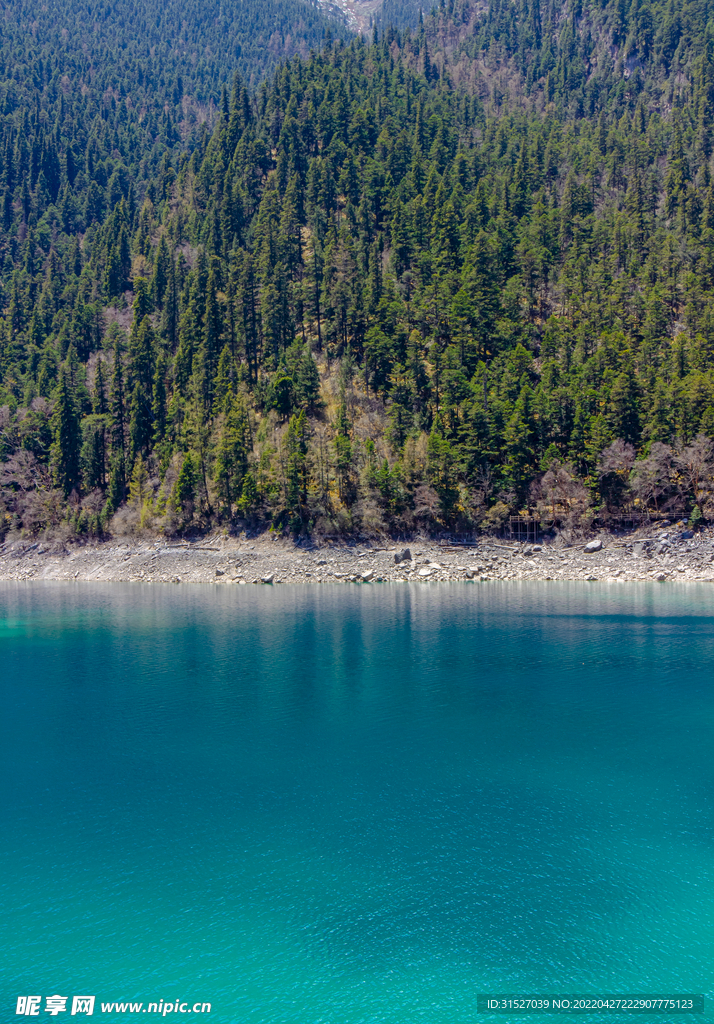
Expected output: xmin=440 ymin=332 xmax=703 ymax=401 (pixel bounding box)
xmin=3 ymin=0 xmax=714 ymax=539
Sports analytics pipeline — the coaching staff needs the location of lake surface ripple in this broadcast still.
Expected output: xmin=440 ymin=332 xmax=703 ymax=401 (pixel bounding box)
xmin=1 ymin=583 xmax=713 ymax=1022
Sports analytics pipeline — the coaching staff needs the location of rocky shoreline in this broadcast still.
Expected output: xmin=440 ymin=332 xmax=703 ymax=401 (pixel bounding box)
xmin=1 ymin=522 xmax=714 ymax=586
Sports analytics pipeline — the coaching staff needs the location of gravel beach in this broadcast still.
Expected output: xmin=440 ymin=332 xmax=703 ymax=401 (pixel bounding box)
xmin=2 ymin=524 xmax=714 ymax=585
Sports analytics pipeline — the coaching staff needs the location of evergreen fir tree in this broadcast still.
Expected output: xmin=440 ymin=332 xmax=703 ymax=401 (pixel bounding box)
xmin=50 ymin=364 xmax=81 ymax=496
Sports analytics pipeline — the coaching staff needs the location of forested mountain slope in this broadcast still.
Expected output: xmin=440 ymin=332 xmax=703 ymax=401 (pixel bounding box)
xmin=0 ymin=0 xmax=349 ymax=296
xmin=2 ymin=1 xmax=714 ymax=541
xmin=376 ymin=0 xmax=428 ymax=30
xmin=428 ymin=0 xmax=714 ymax=116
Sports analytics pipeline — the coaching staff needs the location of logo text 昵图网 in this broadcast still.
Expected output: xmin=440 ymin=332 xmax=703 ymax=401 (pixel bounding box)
xmin=16 ymin=996 xmax=212 ymax=1016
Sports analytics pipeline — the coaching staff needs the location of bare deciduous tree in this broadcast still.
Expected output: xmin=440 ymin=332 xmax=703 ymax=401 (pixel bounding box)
xmin=1 ymin=450 xmax=51 ymax=494
xmin=675 ymin=434 xmax=714 ymax=515
xmin=629 ymin=442 xmax=676 ymax=512
xmin=531 ymin=460 xmax=590 ymax=524
xmin=597 ymin=439 xmax=636 ymax=512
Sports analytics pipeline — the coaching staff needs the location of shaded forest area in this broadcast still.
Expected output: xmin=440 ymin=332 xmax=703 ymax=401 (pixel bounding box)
xmin=3 ymin=0 xmax=714 ymax=540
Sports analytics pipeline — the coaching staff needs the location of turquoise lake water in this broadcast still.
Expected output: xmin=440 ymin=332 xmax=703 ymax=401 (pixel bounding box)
xmin=1 ymin=582 xmax=714 ymax=1022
